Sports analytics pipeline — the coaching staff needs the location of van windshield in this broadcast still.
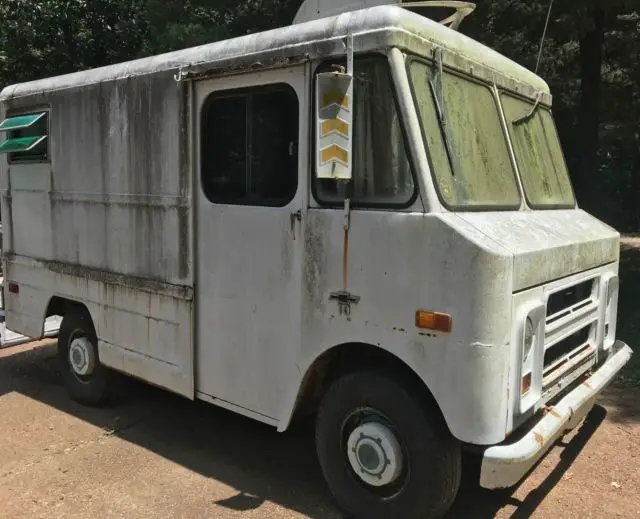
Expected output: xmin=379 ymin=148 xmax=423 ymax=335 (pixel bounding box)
xmin=500 ymin=93 xmax=575 ymax=208
xmin=408 ymin=59 xmax=521 ymax=209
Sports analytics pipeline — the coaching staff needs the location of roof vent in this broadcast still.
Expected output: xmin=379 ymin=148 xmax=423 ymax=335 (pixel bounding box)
xmin=293 ymin=0 xmax=476 ymax=30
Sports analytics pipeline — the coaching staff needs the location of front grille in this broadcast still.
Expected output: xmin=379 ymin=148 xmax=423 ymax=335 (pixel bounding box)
xmin=540 ymin=276 xmax=600 ymax=396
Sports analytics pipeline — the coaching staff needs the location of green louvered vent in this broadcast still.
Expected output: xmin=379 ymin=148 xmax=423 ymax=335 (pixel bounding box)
xmin=0 ymin=135 xmax=47 ymax=153
xmin=0 ymin=111 xmax=48 ymax=161
xmin=0 ymin=112 xmax=46 ymax=132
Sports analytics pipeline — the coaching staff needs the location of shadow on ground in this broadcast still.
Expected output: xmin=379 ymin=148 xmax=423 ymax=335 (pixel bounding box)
xmin=0 ymin=341 xmax=620 ymax=519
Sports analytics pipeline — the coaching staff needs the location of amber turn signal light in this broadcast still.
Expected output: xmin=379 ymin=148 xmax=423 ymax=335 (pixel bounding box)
xmin=521 ymin=373 xmax=532 ymax=395
xmin=415 ymin=310 xmax=452 ymax=333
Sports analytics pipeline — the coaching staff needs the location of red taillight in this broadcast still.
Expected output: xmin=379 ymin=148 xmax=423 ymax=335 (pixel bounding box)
xmin=8 ymin=283 xmax=19 ymax=294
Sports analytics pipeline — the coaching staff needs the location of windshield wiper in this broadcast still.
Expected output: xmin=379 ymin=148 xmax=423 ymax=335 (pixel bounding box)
xmin=429 ymin=47 xmax=456 ymax=176
xmin=513 ymin=91 xmax=544 ymax=126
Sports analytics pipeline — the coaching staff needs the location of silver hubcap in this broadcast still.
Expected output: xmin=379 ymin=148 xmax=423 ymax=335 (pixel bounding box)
xmin=347 ymin=421 xmax=403 ymax=487
xmin=69 ymin=337 xmax=95 ymax=377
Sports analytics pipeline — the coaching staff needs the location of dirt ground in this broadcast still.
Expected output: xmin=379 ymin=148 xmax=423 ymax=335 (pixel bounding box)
xmin=0 ymin=340 xmax=638 ymax=519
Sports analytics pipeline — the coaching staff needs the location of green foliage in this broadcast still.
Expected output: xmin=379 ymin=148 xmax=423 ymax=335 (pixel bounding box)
xmin=0 ymin=0 xmax=148 ymax=83
xmin=0 ymin=1 xmax=300 ymax=84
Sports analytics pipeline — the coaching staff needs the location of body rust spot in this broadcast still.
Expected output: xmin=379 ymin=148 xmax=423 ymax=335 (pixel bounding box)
xmin=533 ymin=431 xmax=544 ymax=447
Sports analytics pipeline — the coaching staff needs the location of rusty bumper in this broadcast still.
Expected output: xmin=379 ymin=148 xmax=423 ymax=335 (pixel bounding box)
xmin=479 ymin=340 xmax=633 ymax=490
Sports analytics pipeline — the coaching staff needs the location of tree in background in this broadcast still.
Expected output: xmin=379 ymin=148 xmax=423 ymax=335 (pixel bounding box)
xmin=140 ymin=0 xmax=300 ymax=55
xmin=0 ymin=0 xmax=300 ymax=83
xmin=0 ymin=0 xmax=147 ymax=82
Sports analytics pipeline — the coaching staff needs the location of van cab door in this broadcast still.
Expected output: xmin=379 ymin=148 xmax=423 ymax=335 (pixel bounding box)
xmin=194 ymin=65 xmax=308 ymax=422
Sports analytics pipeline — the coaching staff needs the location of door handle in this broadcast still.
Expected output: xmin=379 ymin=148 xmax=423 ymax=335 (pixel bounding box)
xmin=290 ymin=209 xmax=302 ymax=240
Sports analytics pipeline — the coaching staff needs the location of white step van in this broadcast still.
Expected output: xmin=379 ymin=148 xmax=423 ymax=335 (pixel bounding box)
xmin=0 ymin=1 xmax=632 ymax=517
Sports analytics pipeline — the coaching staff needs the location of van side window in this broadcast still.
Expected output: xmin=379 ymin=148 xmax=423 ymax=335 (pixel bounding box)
xmin=200 ymin=84 xmax=299 ymax=207
xmin=0 ymin=111 xmax=49 ymax=163
xmin=314 ymin=55 xmax=416 ymax=207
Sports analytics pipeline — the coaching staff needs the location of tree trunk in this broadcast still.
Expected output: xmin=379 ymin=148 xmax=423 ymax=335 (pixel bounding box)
xmin=577 ymin=7 xmax=605 ymax=214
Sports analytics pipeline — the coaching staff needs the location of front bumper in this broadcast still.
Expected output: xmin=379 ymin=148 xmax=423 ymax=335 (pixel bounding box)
xmin=480 ymin=340 xmax=633 ymax=489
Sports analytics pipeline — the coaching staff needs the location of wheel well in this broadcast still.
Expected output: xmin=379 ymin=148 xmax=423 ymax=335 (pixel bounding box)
xmin=290 ymin=343 xmax=445 ymax=427
xmin=45 ymin=296 xmax=89 ymax=320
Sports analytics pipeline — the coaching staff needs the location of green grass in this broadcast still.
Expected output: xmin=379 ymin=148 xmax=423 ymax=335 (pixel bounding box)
xmin=615 ymin=244 xmax=640 ymax=387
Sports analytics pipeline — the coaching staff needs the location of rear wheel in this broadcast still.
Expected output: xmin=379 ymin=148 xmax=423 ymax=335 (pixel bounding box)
xmin=57 ymin=308 xmax=111 ymax=406
xmin=315 ymin=371 xmax=461 ymax=519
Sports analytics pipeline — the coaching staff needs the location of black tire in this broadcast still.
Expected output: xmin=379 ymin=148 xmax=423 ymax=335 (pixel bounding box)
xmin=315 ymin=371 xmax=461 ymax=519
xmin=57 ymin=308 xmax=111 ymax=406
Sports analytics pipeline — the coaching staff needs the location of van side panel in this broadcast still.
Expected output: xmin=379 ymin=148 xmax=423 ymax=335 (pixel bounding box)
xmin=0 ymin=72 xmax=194 ymax=398
xmin=0 ymin=72 xmax=191 ymax=285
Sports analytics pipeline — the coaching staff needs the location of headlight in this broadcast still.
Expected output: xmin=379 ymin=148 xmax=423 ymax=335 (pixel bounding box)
xmin=523 ymin=317 xmax=535 ymax=361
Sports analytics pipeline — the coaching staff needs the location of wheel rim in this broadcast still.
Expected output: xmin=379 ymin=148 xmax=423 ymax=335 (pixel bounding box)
xmin=347 ymin=421 xmax=404 ymax=487
xmin=68 ymin=332 xmax=95 ymax=381
xmin=342 ymin=407 xmax=409 ymax=497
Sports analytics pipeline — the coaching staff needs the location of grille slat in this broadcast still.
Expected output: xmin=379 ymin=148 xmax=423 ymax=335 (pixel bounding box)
xmin=546 ymin=299 xmax=592 ymax=325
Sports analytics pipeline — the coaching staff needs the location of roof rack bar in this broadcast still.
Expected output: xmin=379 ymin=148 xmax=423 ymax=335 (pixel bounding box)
xmin=293 ymin=0 xmax=476 ymax=31
xmin=399 ymin=2 xmax=476 ymax=31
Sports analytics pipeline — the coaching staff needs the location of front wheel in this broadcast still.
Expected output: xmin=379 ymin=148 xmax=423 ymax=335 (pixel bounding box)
xmin=315 ymin=371 xmax=461 ymax=519
xmin=57 ymin=308 xmax=111 ymax=406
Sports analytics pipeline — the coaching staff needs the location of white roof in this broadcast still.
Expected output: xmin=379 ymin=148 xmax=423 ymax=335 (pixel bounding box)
xmin=1 ymin=5 xmax=549 ymax=101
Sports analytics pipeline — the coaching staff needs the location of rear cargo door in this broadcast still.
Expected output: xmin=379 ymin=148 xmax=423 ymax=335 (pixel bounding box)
xmin=194 ymin=64 xmax=308 ymax=422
